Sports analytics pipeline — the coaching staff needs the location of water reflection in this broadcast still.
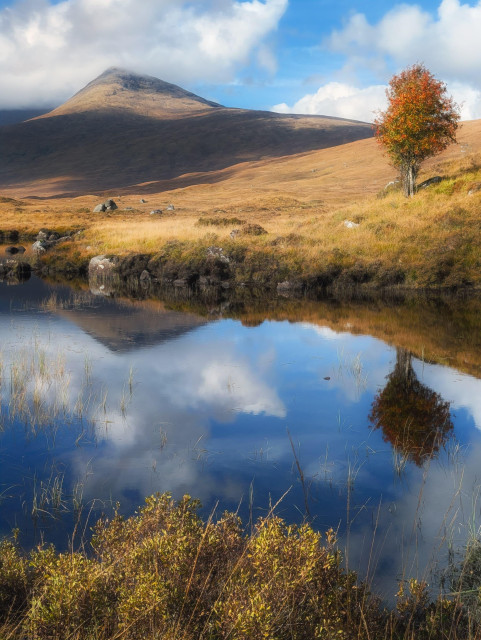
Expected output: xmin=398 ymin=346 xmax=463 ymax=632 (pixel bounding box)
xmin=369 ymin=348 xmax=454 ymax=466
xmin=1 ymin=277 xmax=481 ymax=600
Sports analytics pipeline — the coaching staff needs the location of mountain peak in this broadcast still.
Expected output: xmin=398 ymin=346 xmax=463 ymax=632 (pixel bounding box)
xmin=43 ymin=67 xmax=222 ymax=118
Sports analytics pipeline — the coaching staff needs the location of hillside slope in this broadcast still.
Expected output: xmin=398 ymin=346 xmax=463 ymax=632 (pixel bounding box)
xmin=0 ymin=68 xmax=373 ymax=196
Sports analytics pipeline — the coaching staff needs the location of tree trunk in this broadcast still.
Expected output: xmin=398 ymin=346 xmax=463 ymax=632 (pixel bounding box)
xmin=403 ymin=164 xmax=416 ymax=197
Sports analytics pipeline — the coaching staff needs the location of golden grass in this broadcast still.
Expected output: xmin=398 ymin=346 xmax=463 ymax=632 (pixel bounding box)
xmin=2 ymin=120 xmax=481 ymax=288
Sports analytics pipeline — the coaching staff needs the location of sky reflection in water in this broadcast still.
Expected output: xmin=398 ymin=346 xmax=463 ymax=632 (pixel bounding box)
xmin=1 ymin=277 xmax=481 ymax=599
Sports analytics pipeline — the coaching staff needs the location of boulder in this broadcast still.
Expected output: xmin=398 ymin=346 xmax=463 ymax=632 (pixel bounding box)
xmin=37 ymin=229 xmax=50 ymax=241
xmin=468 ymin=182 xmax=481 ymax=196
xmin=343 ymin=220 xmax=359 ymax=229
xmin=277 ymin=280 xmax=303 ymax=294
xmin=230 ymin=229 xmax=240 ymax=239
xmin=5 ymin=246 xmax=19 ymax=255
xmin=150 ymin=209 xmax=163 ymax=215
xmin=32 ymin=237 xmax=60 ymax=253
xmin=166 ymin=204 xmax=175 ymax=211
xmin=206 ymin=246 xmax=230 ymax=264
xmin=93 ymin=199 xmax=118 ymax=213
xmin=140 ymin=198 xmax=146 ymax=203
xmin=88 ymin=255 xmax=118 ymax=278
xmin=139 ymin=270 xmax=151 ymax=285
xmin=104 ymin=199 xmax=117 ymax=211
xmin=32 ymin=240 xmax=49 ymax=254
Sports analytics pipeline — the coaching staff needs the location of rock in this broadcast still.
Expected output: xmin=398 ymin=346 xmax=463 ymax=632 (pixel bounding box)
xmin=104 ymin=199 xmax=117 ymax=211
xmin=16 ymin=246 xmax=26 ymax=254
xmin=140 ymin=198 xmax=146 ymax=203
xmin=123 ymin=207 xmax=133 ymax=211
xmin=5 ymin=246 xmax=19 ymax=255
xmin=37 ymin=229 xmax=50 ymax=241
xmin=150 ymin=209 xmax=163 ymax=216
xmin=277 ymin=280 xmax=303 ymax=293
xmin=417 ymin=176 xmax=442 ymax=190
xmin=344 ymin=220 xmax=359 ymax=229
xmin=32 ymin=241 xmax=45 ymax=254
xmin=166 ymin=204 xmax=175 ymax=211
xmin=88 ymin=255 xmax=118 ymax=278
xmin=206 ymin=246 xmax=230 ymax=264
xmin=230 ymin=229 xmax=240 ymax=239
xmin=32 ymin=232 xmax=64 ymax=253
xmin=32 ymin=240 xmax=48 ymax=254
xmin=93 ymin=199 xmax=117 ymax=213
xmin=139 ymin=270 xmax=151 ymax=285
xmin=468 ymin=182 xmax=481 ymax=196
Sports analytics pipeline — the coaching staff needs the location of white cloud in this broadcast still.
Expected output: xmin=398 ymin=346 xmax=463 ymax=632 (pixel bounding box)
xmin=0 ymin=0 xmax=287 ymax=108
xmin=327 ymin=0 xmax=481 ymax=81
xmin=321 ymin=0 xmax=481 ymax=120
xmin=272 ymin=78 xmax=481 ymax=123
xmin=272 ymin=81 xmax=387 ymax=122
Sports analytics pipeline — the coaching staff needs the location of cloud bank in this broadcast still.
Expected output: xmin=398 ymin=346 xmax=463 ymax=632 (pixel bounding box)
xmin=273 ymin=82 xmax=387 ymax=122
xmin=274 ymin=0 xmax=481 ymax=121
xmin=0 ymin=0 xmax=287 ymax=108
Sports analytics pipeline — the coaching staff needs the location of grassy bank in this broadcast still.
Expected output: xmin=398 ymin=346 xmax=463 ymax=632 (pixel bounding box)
xmin=3 ymin=151 xmax=481 ymax=289
xmin=1 ymin=492 xmax=479 ymax=640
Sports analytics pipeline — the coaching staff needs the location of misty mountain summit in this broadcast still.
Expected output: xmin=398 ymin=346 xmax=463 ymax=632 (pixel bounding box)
xmin=44 ymin=67 xmax=222 ymax=118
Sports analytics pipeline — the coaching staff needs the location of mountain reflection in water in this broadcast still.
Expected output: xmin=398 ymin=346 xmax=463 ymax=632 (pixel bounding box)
xmin=1 ymin=276 xmax=481 ymax=600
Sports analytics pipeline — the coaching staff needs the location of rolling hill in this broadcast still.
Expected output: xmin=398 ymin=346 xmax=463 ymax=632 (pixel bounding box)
xmin=0 ymin=67 xmax=373 ymax=196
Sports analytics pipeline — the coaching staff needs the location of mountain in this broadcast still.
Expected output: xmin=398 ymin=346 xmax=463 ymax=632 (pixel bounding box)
xmin=45 ymin=67 xmax=221 ymax=118
xmin=0 ymin=68 xmax=373 ymax=196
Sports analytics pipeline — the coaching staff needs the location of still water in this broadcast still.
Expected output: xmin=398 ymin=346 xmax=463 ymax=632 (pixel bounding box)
xmin=1 ymin=276 xmax=481 ymax=599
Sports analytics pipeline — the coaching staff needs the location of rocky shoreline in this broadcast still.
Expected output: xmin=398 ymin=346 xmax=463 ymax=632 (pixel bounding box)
xmin=1 ymin=225 xmax=476 ymax=295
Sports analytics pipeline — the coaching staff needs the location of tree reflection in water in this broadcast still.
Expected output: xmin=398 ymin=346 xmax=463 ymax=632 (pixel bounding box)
xmin=369 ymin=348 xmax=454 ymax=466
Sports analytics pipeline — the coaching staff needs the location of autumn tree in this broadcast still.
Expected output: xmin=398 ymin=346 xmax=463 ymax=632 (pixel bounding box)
xmin=375 ymin=64 xmax=460 ymax=197
xmin=369 ymin=348 xmax=453 ymax=466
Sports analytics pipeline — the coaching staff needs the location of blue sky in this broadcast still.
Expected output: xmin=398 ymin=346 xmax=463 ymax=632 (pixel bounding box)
xmin=1 ymin=0 xmax=481 ymax=120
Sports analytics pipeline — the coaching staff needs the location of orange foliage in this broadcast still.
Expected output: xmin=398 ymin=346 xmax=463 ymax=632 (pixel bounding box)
xmin=374 ymin=64 xmax=460 ymax=195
